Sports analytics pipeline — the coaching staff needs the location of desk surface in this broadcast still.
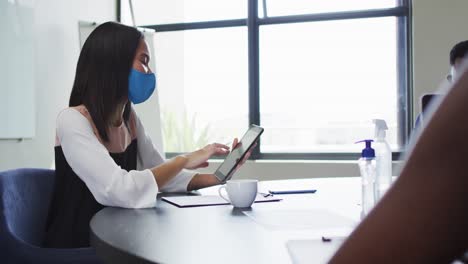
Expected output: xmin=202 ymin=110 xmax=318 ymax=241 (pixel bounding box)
xmin=90 ymin=177 xmax=362 ymax=264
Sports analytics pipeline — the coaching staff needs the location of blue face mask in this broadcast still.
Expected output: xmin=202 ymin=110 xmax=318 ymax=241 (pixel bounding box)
xmin=128 ymin=68 xmax=156 ymax=104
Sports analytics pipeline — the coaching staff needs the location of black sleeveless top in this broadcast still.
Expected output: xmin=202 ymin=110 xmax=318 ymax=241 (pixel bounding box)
xmin=43 ymin=139 xmax=137 ymax=248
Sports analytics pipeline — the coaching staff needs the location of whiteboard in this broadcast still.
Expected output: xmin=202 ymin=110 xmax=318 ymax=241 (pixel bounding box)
xmin=0 ymin=0 xmax=36 ymax=139
xmin=78 ymin=21 xmax=165 ymax=155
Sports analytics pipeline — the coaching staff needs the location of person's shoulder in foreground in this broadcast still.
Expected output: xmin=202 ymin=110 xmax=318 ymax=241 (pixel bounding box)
xmin=329 ymin=65 xmax=468 ymax=263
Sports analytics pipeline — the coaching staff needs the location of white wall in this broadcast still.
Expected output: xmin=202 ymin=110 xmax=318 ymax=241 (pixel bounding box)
xmin=412 ymin=0 xmax=468 ymax=118
xmin=1 ymin=0 xmax=467 ymax=180
xmin=0 ymin=0 xmax=116 ymax=170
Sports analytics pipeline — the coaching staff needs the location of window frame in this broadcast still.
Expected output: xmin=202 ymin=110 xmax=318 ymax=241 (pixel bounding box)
xmin=119 ymin=0 xmax=412 ymax=161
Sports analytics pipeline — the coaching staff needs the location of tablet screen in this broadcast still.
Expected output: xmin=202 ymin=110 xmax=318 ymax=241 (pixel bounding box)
xmin=421 ymin=93 xmax=442 ymax=123
xmin=214 ymin=125 xmax=263 ymax=182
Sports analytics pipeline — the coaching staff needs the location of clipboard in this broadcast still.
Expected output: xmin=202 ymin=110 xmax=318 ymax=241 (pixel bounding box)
xmin=162 ymin=194 xmax=281 ymax=208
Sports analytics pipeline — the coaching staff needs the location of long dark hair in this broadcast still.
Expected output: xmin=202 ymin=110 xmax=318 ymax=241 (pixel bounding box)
xmin=69 ymin=22 xmax=143 ymax=142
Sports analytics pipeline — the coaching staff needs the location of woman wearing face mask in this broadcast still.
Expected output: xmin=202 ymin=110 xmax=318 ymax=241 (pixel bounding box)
xmin=43 ymin=22 xmax=249 ymax=248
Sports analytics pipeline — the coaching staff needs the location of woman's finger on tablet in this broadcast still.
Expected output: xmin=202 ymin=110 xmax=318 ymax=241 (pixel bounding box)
xmin=231 ymin=138 xmax=239 ymax=149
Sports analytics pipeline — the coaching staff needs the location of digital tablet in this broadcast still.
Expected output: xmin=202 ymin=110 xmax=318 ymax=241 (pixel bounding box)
xmin=420 ymin=93 xmax=442 ymax=123
xmin=214 ymin=125 xmax=264 ymax=182
xmin=421 ymin=93 xmax=440 ymax=113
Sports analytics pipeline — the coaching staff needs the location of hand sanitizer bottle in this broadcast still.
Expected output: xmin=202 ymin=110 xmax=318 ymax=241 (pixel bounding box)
xmin=356 ymin=140 xmax=377 ymax=219
xmin=373 ymin=119 xmax=392 ymax=200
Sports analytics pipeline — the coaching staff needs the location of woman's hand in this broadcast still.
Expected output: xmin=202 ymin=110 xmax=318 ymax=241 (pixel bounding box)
xmin=181 ymin=143 xmax=230 ymax=170
xmin=186 ymin=138 xmax=257 ymax=191
xmin=228 ymin=137 xmax=257 ymax=177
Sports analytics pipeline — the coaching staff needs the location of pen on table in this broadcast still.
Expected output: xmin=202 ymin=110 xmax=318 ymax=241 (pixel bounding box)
xmin=259 ymin=192 xmax=274 ymax=198
xmin=268 ymin=189 xmax=317 ymax=195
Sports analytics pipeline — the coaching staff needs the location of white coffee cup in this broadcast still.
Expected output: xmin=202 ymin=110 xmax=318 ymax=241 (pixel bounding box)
xmin=218 ymin=180 xmax=258 ymax=208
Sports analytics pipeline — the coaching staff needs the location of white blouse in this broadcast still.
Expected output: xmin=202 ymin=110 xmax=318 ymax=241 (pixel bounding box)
xmin=56 ymin=107 xmax=195 ymax=209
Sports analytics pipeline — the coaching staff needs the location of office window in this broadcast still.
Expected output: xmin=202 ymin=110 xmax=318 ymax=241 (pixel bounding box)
xmin=121 ymin=0 xmax=246 ymax=25
xmin=154 ymin=28 xmax=248 ymax=152
xmin=121 ymin=0 xmax=410 ymax=158
xmin=259 ymin=0 xmax=396 ymax=17
xmin=260 ymin=17 xmax=398 ymax=153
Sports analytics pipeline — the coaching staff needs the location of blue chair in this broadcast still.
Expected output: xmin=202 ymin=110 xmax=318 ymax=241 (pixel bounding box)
xmin=0 ymin=168 xmax=103 ymax=264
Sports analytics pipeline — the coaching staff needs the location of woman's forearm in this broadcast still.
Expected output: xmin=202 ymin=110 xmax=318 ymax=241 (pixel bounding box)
xmin=150 ymin=156 xmax=188 ymax=188
xmin=187 ymin=173 xmax=221 ymax=191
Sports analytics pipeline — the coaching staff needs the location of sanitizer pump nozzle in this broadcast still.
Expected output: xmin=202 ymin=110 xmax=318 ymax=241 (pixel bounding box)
xmin=373 ymin=119 xmax=388 ymax=140
xmin=372 ymin=119 xmax=392 ymax=199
